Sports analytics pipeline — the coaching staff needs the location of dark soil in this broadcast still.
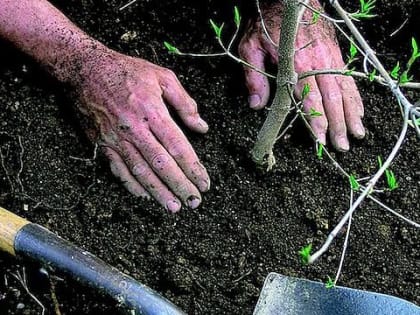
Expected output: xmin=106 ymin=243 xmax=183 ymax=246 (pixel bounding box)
xmin=0 ymin=0 xmax=419 ymax=314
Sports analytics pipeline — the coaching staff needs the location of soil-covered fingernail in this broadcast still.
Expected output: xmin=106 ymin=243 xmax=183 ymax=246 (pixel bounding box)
xmin=354 ymin=123 xmax=366 ymax=139
xmin=248 ymin=94 xmax=261 ymax=109
xmin=198 ymin=179 xmax=210 ymax=192
xmin=336 ymin=136 xmax=349 ymax=151
xmin=198 ymin=118 xmax=209 ymax=132
xmin=166 ymin=199 xmax=181 ymax=213
xmin=187 ymin=196 xmax=201 ymax=209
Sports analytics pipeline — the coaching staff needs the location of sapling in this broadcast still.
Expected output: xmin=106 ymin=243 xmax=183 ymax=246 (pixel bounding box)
xmin=165 ymin=0 xmax=420 ymax=286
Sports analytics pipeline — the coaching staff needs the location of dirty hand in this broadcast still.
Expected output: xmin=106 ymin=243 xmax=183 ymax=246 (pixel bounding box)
xmin=238 ymin=0 xmax=365 ymax=151
xmin=75 ymin=47 xmax=210 ymax=212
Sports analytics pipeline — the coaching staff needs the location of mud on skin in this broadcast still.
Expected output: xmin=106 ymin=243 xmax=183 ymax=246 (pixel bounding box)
xmin=0 ymin=0 xmax=419 ymax=314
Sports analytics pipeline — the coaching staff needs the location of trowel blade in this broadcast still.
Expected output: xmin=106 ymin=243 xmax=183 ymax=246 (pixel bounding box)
xmin=253 ymin=272 xmax=420 ymax=315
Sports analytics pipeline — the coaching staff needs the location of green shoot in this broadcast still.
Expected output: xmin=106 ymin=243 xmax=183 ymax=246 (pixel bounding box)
xmin=233 ymin=6 xmax=241 ymax=28
xmin=385 ymin=169 xmax=398 ymax=191
xmin=349 ymin=174 xmax=360 ymax=191
xmin=368 ymin=69 xmax=376 ymax=82
xmin=209 ymin=19 xmax=224 ymax=39
xmin=399 ymin=38 xmax=420 ymax=83
xmin=344 ymin=69 xmax=354 ymax=76
xmin=377 ymin=155 xmax=383 ymax=168
xmin=309 ymin=108 xmax=322 ymax=117
xmin=349 ymin=42 xmax=358 ymax=63
xmin=389 ymin=38 xmax=420 ymax=83
xmin=351 ymin=0 xmax=376 ymax=19
xmin=407 ymin=37 xmax=420 ymax=68
xmin=377 ymin=156 xmax=398 ymax=191
xmin=317 ymin=143 xmax=324 ymax=160
xmin=325 ymin=276 xmax=335 ymax=289
xmin=311 ymin=11 xmax=320 ymax=24
xmin=390 ymin=62 xmax=400 ymax=80
xmin=299 ymin=244 xmax=312 ymax=265
xmin=409 ymin=117 xmax=420 ymax=128
xmin=399 ymin=71 xmax=412 ymax=84
xmin=301 ymin=83 xmax=311 ymax=100
xmin=163 ymin=41 xmax=180 ymax=54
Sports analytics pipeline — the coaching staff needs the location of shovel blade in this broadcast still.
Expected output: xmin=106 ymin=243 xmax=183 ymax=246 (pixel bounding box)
xmin=254 ymin=273 xmax=420 ymax=315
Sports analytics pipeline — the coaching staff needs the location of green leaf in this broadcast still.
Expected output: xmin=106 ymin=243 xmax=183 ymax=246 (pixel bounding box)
xmin=385 ymin=169 xmax=398 ymax=191
xmin=312 ymin=11 xmax=320 ymax=24
xmin=163 ymin=41 xmax=180 ymax=54
xmin=299 ymin=244 xmax=312 ymax=265
xmin=210 ymin=19 xmax=224 ymax=38
xmin=378 ymin=156 xmax=398 ymax=191
xmin=399 ymin=71 xmax=412 ymax=84
xmin=301 ymin=83 xmax=311 ymax=100
xmin=352 ymin=0 xmax=376 ymax=19
xmin=350 ymin=42 xmax=358 ymax=60
xmin=349 ymin=174 xmax=360 ymax=191
xmin=344 ymin=70 xmax=354 ymax=76
xmin=377 ymin=155 xmax=383 ymax=168
xmin=325 ymin=276 xmax=335 ymax=289
xmin=368 ymin=69 xmax=376 ymax=82
xmin=390 ymin=62 xmax=400 ymax=80
xmin=309 ymin=108 xmax=322 ymax=117
xmin=316 ymin=143 xmax=324 ymax=160
xmin=412 ymin=37 xmax=419 ymax=57
xmin=234 ymin=6 xmax=241 ymax=28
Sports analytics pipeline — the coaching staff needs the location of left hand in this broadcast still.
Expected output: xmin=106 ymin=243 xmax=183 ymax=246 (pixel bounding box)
xmin=238 ymin=0 xmax=365 ymax=151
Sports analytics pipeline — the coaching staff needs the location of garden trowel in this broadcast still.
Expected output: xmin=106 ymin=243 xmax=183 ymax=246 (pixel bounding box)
xmin=254 ymin=272 xmax=420 ymax=315
xmin=0 ymin=206 xmax=185 ymax=315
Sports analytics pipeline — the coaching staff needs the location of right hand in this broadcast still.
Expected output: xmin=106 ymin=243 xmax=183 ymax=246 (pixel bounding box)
xmin=238 ymin=0 xmax=365 ymax=151
xmin=74 ymin=46 xmax=210 ymax=212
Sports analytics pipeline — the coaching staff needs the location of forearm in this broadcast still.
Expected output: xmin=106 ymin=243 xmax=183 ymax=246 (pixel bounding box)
xmin=0 ymin=0 xmax=104 ymax=83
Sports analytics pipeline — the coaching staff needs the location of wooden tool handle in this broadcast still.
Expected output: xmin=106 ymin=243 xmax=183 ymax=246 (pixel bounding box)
xmin=0 ymin=207 xmax=29 ymax=256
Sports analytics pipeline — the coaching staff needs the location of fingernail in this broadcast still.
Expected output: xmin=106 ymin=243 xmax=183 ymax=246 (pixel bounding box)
xmin=336 ymin=136 xmax=350 ymax=152
xmin=248 ymin=94 xmax=261 ymax=109
xmin=198 ymin=179 xmax=210 ymax=192
xmin=198 ymin=118 xmax=209 ymax=132
xmin=354 ymin=123 xmax=366 ymax=139
xmin=166 ymin=200 xmax=181 ymax=213
xmin=317 ymin=134 xmax=326 ymax=146
xmin=187 ymin=196 xmax=201 ymax=209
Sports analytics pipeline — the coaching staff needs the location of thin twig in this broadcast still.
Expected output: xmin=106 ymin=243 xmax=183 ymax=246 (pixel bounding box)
xmin=49 ymin=277 xmax=63 ymax=315
xmin=69 ymin=142 xmax=99 ymax=162
xmin=256 ymin=0 xmax=277 ymax=47
xmin=12 ymin=268 xmax=45 ymax=315
xmin=334 ymin=190 xmax=353 ymax=285
xmin=390 ymin=18 xmax=408 ymax=37
xmin=17 ymin=135 xmax=24 ymax=192
xmin=232 ymin=269 xmax=253 ymax=283
xmin=309 ymin=106 xmax=411 ymax=264
xmin=119 ymin=0 xmax=137 ymax=11
xmin=299 ymin=69 xmax=420 ymax=89
xmin=0 ymin=146 xmax=14 ymax=192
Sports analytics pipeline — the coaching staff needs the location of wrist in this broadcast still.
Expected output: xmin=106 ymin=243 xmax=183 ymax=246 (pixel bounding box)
xmin=49 ymin=34 xmax=109 ymax=85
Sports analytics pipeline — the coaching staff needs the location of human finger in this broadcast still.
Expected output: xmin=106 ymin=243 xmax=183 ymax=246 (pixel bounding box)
xmin=295 ymin=76 xmax=328 ymax=145
xmin=238 ymin=37 xmax=270 ymax=109
xmin=117 ymin=140 xmax=184 ymax=212
xmin=126 ymin=125 xmax=202 ymax=209
xmin=336 ymin=75 xmax=365 ymax=139
xmin=316 ymin=74 xmax=349 ymax=151
xmin=159 ymin=68 xmax=209 ymax=134
xmin=102 ymin=146 xmax=150 ymax=199
xmin=147 ymin=102 xmax=210 ymax=193
xmin=331 ymin=49 xmax=365 ymax=139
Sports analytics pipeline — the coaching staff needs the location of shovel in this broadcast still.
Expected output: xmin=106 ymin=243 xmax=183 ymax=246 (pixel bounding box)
xmin=0 ymin=206 xmax=185 ymax=315
xmin=253 ymin=272 xmax=420 ymax=315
